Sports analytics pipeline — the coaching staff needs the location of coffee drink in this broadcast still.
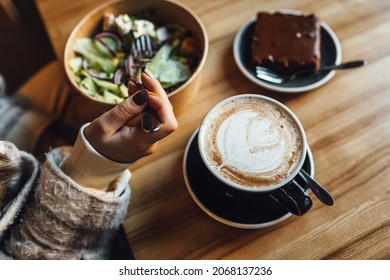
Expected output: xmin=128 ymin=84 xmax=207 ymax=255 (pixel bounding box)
xmin=198 ymin=95 xmax=305 ymax=189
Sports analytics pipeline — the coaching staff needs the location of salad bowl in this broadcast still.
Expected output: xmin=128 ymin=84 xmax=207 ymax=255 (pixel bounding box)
xmin=64 ymin=0 xmax=208 ymax=122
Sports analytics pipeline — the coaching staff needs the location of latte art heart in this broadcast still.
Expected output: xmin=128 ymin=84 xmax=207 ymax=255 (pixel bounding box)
xmin=200 ymin=96 xmax=304 ymax=188
xmin=217 ymin=110 xmax=287 ymax=172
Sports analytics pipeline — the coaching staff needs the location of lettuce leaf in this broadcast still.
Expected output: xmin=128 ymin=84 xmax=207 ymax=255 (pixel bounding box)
xmin=146 ymin=44 xmax=191 ymax=87
xmin=73 ymin=38 xmax=120 ymax=73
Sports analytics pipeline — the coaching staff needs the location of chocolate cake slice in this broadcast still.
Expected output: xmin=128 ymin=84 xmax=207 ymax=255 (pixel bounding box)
xmin=251 ymin=12 xmax=321 ymax=75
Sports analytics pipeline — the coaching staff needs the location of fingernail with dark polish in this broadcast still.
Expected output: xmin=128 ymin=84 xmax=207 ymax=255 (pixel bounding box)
xmin=132 ymin=89 xmax=149 ymax=106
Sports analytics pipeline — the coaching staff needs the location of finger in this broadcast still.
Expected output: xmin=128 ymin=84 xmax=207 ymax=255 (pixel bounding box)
xmin=141 ymin=71 xmax=170 ymax=102
xmin=147 ymin=94 xmax=178 ymax=137
xmin=96 ymin=89 xmax=149 ymax=134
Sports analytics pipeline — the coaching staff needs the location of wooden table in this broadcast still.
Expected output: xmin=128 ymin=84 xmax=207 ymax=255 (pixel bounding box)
xmin=35 ymin=0 xmax=390 ymax=259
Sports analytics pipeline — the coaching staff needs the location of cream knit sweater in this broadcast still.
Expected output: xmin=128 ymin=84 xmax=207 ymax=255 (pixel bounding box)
xmin=0 ymin=124 xmax=131 ymax=259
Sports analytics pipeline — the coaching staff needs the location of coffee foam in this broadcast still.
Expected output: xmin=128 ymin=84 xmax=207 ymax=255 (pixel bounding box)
xmin=200 ymin=96 xmax=304 ymax=188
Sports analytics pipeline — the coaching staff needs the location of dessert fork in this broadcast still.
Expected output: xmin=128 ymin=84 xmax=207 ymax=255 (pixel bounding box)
xmin=255 ymin=60 xmax=366 ymax=84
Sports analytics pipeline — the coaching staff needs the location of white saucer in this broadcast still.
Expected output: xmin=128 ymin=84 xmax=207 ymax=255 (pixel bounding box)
xmin=183 ymin=129 xmax=315 ymax=229
xmin=233 ymin=10 xmax=342 ymax=93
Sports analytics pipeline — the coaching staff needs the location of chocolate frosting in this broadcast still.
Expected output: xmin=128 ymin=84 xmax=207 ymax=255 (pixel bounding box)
xmin=251 ymin=12 xmax=321 ymax=75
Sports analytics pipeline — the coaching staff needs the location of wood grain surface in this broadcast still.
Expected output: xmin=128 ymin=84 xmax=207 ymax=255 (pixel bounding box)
xmin=35 ymin=0 xmax=390 ymax=259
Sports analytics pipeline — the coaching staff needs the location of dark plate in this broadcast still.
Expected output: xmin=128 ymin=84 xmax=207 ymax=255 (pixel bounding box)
xmin=233 ymin=11 xmax=342 ymax=93
xmin=183 ymin=130 xmax=315 ymax=229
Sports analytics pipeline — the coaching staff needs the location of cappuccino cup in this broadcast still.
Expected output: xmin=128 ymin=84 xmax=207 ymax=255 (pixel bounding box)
xmin=198 ymin=94 xmax=312 ymax=216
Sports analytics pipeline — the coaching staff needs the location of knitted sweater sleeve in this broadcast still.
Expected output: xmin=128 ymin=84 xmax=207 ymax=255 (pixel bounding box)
xmin=0 ymin=127 xmax=131 ymax=259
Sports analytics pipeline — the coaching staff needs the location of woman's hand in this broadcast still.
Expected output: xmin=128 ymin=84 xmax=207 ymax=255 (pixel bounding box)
xmin=84 ymin=71 xmax=178 ymax=163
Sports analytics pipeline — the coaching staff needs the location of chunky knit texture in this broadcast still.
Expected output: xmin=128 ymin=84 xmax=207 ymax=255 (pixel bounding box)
xmin=0 ymin=142 xmax=38 ymax=242
xmin=0 ymin=141 xmax=131 ymax=259
xmin=0 ymin=64 xmax=133 ymax=259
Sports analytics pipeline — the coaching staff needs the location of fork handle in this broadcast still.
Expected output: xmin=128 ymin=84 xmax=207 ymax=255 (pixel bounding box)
xmin=293 ymin=60 xmax=366 ymax=77
xmin=317 ymin=60 xmax=366 ymax=72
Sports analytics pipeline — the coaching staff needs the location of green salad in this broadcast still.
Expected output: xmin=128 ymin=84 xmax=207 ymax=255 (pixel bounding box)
xmin=69 ymin=11 xmax=200 ymax=104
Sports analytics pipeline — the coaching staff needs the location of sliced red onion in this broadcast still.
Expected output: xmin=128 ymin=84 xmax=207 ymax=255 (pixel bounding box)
xmin=124 ymin=54 xmax=138 ymax=76
xmin=82 ymin=59 xmax=112 ymax=81
xmin=113 ymin=67 xmax=128 ymax=85
xmin=94 ymin=32 xmax=123 ymax=57
xmin=95 ymin=37 xmax=116 ymax=57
